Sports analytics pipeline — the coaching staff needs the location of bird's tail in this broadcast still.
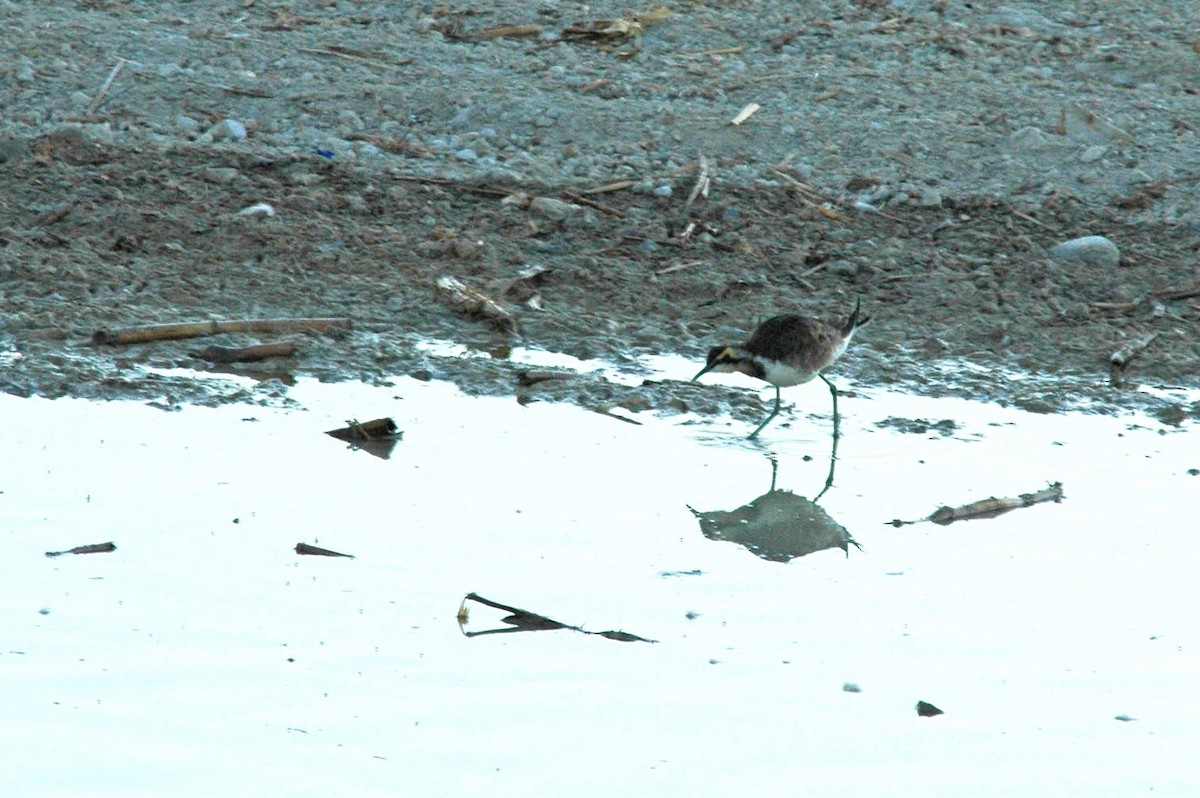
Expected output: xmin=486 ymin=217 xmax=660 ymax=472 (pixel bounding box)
xmin=842 ymin=297 xmax=870 ymax=335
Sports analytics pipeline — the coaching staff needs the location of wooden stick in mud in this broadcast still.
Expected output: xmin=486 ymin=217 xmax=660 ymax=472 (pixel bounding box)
xmin=86 ymin=57 xmax=128 ymax=115
xmin=92 ymin=318 xmax=351 ymax=346
xmin=436 ymin=276 xmax=518 ymax=333
xmin=890 ymin=482 xmax=1064 ymax=527
xmin=1109 ymin=333 xmax=1158 ymax=387
xmin=189 ymin=342 xmax=297 ymax=363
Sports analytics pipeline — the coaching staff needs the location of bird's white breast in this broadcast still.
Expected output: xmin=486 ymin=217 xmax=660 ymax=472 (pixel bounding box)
xmin=760 ymin=358 xmax=817 ymax=387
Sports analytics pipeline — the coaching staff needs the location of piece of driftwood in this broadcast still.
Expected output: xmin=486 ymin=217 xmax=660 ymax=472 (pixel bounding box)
xmin=470 ymin=25 xmax=543 ymax=40
xmin=890 ymin=482 xmax=1064 ymax=527
xmin=45 ymin=541 xmax=117 ymax=558
xmin=295 ymin=542 xmax=354 ymax=558
xmin=1109 ymin=334 xmax=1158 ymax=387
xmin=561 ymin=3 xmax=669 ymax=55
xmin=93 ymin=317 xmax=351 ymax=345
xmin=189 ymin=341 xmax=297 ymax=363
xmin=436 ymin=275 xmax=518 ymax=333
xmin=457 ymin=592 xmax=656 ymax=642
xmin=325 ymin=417 xmax=401 ymax=443
xmin=325 ymin=418 xmax=402 ymax=459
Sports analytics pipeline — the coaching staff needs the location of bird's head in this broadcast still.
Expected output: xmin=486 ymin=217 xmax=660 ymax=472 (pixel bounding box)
xmin=693 ymin=346 xmax=755 ymax=381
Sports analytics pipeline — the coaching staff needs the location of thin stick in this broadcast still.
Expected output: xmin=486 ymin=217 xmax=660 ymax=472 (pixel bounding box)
xmin=87 ymin=57 xmax=129 ymax=115
xmin=297 ymin=46 xmax=409 ymax=71
xmin=582 ymin=180 xmax=636 ymax=194
xmin=685 ymin=154 xmax=711 ymax=209
xmin=1011 ymin=210 xmax=1051 ymax=230
xmin=731 ymin=102 xmax=762 ymax=126
xmin=562 ymin=191 xmax=626 ymax=218
xmin=93 ymin=317 xmax=351 ymax=345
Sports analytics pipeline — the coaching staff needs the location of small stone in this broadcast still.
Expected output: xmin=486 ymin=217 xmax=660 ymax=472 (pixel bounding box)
xmin=451 ymin=238 xmax=486 ymax=260
xmin=529 ymin=196 xmax=581 ymax=219
xmin=175 ymin=115 xmax=202 ymax=136
xmin=207 ymin=119 xmax=247 ymax=142
xmin=1061 ymin=102 xmax=1135 ymax=145
xmin=842 ymin=682 xmax=862 ymax=693
xmin=1078 ymin=144 xmax=1107 ymax=163
xmin=1009 ymin=126 xmax=1052 ymax=150
xmin=1050 ymin=235 xmax=1120 ymax=269
xmin=336 ymin=109 xmax=364 ymax=131
xmin=202 ymin=167 xmax=239 ymax=184
xmin=652 ymin=184 xmax=674 ymax=198
xmin=917 ymin=187 xmax=943 ymax=207
xmin=290 ymin=173 xmax=323 ymax=186
xmin=454 ymin=148 xmax=478 ymax=162
xmin=79 ymin=123 xmax=114 ymax=146
xmin=825 ymin=259 xmax=859 ymax=277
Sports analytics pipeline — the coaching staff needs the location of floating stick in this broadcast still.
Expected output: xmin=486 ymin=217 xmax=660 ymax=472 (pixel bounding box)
xmin=890 ymin=482 xmax=1064 ymax=527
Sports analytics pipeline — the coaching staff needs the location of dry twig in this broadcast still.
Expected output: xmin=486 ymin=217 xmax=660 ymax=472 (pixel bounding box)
xmin=890 ymin=482 xmax=1064 ymax=527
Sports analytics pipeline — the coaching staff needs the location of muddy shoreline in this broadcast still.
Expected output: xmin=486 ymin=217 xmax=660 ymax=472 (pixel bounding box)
xmin=2 ymin=2 xmax=1197 ymax=423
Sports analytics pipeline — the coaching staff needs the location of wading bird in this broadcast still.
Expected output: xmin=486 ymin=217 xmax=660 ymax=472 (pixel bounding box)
xmin=693 ymin=299 xmax=869 ymax=439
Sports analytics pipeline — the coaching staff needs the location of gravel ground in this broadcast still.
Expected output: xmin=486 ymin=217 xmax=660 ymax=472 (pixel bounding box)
xmin=2 ymin=0 xmax=1198 ymax=422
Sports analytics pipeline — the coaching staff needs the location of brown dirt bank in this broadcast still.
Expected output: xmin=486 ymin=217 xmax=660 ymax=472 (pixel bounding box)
xmin=2 ymin=1 xmax=1198 ymax=425
xmin=2 ymin=136 xmax=1197 ymax=425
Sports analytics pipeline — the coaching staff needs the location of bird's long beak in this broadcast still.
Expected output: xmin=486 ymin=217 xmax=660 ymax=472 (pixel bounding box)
xmin=692 ymin=363 xmax=714 ymax=382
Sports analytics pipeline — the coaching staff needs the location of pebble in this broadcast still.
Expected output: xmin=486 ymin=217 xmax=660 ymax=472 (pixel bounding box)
xmin=917 ymin=187 xmax=943 ymax=207
xmin=175 ymin=115 xmax=201 ymax=136
xmin=825 ymin=259 xmax=859 ymax=277
xmin=290 ymin=172 xmax=323 ymax=186
xmin=202 ymin=167 xmax=239 ymax=184
xmin=1050 ymin=235 xmax=1120 ymax=269
xmin=336 ymin=109 xmax=364 ymax=131
xmin=1009 ymin=126 xmax=1052 ymax=150
xmin=206 ymin=118 xmax=247 ymax=142
xmin=529 ymin=196 xmax=580 ymax=219
xmin=79 ymin=123 xmax=114 ymax=145
xmin=1078 ymin=144 xmax=1107 ymax=163
xmin=652 ymin=185 xmax=674 ymax=198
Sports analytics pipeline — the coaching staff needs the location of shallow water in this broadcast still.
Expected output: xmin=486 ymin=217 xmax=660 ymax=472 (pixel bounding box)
xmin=3 ymin=368 xmax=1197 ymax=797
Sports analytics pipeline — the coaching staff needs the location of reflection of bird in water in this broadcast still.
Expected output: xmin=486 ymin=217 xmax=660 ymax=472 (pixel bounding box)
xmin=693 ymin=298 xmax=869 ymax=439
xmin=688 ymin=454 xmax=860 ymax=562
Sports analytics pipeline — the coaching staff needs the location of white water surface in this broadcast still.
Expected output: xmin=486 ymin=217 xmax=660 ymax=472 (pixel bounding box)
xmin=2 ymin=371 xmax=1196 ymax=797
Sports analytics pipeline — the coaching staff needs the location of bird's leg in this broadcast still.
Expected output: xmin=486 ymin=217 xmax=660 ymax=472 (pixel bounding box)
xmin=814 ymin=404 xmax=840 ymax=502
xmin=820 ymin=373 xmax=840 ymax=441
xmin=814 ymin=374 xmax=841 ymax=501
xmin=748 ymin=386 xmax=782 ymax=439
